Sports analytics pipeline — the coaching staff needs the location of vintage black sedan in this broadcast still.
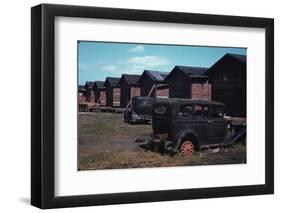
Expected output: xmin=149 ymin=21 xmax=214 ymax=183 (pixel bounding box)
xmin=150 ymin=98 xmax=228 ymax=156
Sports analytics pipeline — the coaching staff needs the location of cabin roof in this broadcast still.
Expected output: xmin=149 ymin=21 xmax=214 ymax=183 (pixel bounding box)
xmin=165 ymin=66 xmax=208 ymax=81
xmin=93 ymin=81 xmax=104 ymax=88
xmin=228 ymin=53 xmax=246 ymax=63
xmin=204 ymin=53 xmax=246 ymax=75
xmin=104 ymin=77 xmax=120 ymax=87
xmin=85 ymin=81 xmax=95 ymax=89
xmin=175 ymin=66 xmax=208 ymax=75
xmin=120 ymin=74 xmax=141 ymax=86
xmin=93 ymin=81 xmax=106 ymax=90
xmin=138 ymin=70 xmax=168 ymax=83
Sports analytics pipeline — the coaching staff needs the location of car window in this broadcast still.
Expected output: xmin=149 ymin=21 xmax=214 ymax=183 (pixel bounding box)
xmin=133 ymin=97 xmax=154 ymax=115
xmin=211 ymin=106 xmax=224 ymax=118
xmin=194 ymin=105 xmax=209 ymax=118
xmin=179 ymin=105 xmax=193 ymax=117
xmin=179 ymin=104 xmax=209 ymax=118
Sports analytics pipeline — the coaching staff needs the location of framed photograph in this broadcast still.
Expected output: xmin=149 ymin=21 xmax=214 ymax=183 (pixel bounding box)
xmin=31 ymin=4 xmax=274 ymax=209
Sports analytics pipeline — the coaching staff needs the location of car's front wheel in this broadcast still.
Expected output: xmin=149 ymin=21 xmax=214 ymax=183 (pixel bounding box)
xmin=179 ymin=140 xmax=195 ymax=157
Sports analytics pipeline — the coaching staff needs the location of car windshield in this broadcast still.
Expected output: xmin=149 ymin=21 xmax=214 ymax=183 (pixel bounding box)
xmin=132 ymin=97 xmax=153 ymax=115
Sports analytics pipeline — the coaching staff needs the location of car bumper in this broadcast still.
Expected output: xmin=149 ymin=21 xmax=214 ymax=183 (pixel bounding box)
xmin=130 ymin=115 xmax=151 ymax=123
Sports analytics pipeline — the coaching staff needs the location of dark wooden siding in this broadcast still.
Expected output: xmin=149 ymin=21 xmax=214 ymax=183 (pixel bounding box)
xmin=85 ymin=86 xmax=91 ymax=102
xmin=120 ymin=80 xmax=128 ymax=107
xmin=210 ymin=57 xmax=246 ymax=117
xmin=93 ymin=88 xmax=100 ymax=103
xmin=106 ymin=86 xmax=113 ymax=107
xmin=84 ymin=87 xmax=95 ymax=103
xmin=93 ymin=88 xmax=106 ymax=106
xmin=120 ymin=80 xmax=140 ymax=108
xmin=139 ymin=76 xmax=155 ymax=96
xmin=140 ymin=79 xmax=169 ymax=98
xmin=90 ymin=90 xmax=95 ymax=103
xmin=167 ymin=71 xmax=190 ymax=98
xmin=105 ymin=86 xmax=120 ymax=107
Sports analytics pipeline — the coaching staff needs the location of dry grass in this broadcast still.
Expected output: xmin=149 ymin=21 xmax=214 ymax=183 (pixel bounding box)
xmin=78 ymin=112 xmax=246 ymax=170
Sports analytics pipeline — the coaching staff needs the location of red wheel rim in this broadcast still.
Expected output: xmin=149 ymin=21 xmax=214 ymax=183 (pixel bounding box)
xmin=180 ymin=141 xmax=194 ymax=156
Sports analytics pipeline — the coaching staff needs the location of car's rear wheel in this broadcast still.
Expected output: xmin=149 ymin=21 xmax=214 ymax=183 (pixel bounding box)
xmin=179 ymin=140 xmax=195 ymax=157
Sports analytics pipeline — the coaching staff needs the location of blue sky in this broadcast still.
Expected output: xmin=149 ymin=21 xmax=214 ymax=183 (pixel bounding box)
xmin=78 ymin=41 xmax=246 ymax=85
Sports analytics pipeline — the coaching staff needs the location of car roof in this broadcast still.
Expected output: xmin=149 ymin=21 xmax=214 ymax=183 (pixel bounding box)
xmin=133 ymin=96 xmax=155 ymax=100
xmin=154 ymin=98 xmax=225 ymax=107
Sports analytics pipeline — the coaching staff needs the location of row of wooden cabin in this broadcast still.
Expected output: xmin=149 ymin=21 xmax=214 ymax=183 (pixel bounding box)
xmin=79 ymin=53 xmax=246 ymax=117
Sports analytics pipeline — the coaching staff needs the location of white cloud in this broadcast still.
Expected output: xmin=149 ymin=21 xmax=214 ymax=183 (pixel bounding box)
xmin=102 ymin=65 xmax=117 ymax=71
xmin=129 ymin=45 xmax=145 ymax=53
xmin=79 ymin=62 xmax=92 ymax=72
xmin=121 ymin=64 xmax=147 ymax=75
xmin=127 ymin=56 xmax=169 ymax=67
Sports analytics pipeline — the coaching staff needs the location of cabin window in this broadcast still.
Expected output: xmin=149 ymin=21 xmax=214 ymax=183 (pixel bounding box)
xmin=154 ymin=105 xmax=167 ymax=114
xmin=211 ymin=106 xmax=224 ymax=118
xmin=194 ymin=105 xmax=209 ymax=118
xmin=179 ymin=105 xmax=193 ymax=117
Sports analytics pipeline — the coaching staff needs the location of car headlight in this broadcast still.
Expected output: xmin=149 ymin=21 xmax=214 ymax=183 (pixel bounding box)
xmin=132 ymin=112 xmax=138 ymax=118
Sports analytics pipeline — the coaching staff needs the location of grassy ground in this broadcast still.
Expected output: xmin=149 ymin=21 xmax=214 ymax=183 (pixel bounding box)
xmin=78 ymin=112 xmax=246 ymax=170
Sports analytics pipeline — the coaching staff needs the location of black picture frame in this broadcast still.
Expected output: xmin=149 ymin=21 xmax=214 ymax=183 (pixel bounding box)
xmin=31 ymin=3 xmax=274 ymax=209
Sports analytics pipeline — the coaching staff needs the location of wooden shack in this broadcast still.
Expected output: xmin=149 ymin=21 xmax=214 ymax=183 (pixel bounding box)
xmin=78 ymin=85 xmax=86 ymax=103
xmin=99 ymin=89 xmax=107 ymax=106
xmin=93 ymin=81 xmax=104 ymax=102
xmin=205 ymin=53 xmax=246 ymax=117
xmin=104 ymin=77 xmax=121 ymax=107
xmin=93 ymin=81 xmax=106 ymax=106
xmin=119 ymin=74 xmax=141 ymax=108
xmin=138 ymin=70 xmax=169 ymax=98
xmin=84 ymin=81 xmax=95 ymax=102
xmin=165 ymin=66 xmax=211 ymax=100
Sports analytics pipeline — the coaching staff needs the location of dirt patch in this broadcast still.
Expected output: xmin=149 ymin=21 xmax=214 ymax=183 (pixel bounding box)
xmin=78 ymin=112 xmax=246 ymax=170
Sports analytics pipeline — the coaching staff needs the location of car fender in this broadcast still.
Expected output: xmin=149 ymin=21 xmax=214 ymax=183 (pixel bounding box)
xmin=173 ymin=129 xmax=200 ymax=150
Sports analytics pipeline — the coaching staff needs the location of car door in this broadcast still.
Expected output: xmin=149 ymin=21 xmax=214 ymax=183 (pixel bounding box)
xmin=173 ymin=104 xmax=210 ymax=144
xmin=192 ymin=104 xmax=210 ymax=144
xmin=207 ymin=105 xmax=227 ymax=144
